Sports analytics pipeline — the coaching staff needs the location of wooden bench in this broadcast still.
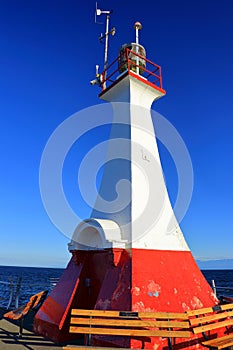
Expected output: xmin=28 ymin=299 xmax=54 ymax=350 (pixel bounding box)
xmin=4 ymin=290 xmax=48 ymax=337
xmin=187 ymin=303 xmax=233 ymax=349
xmin=63 ymin=309 xmax=191 ymax=350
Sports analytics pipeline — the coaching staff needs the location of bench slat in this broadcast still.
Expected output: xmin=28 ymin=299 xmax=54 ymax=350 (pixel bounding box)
xmin=71 ymin=309 xmax=188 ymax=320
xmin=70 ymin=317 xmax=189 ymax=328
xmin=138 ymin=311 xmax=188 ymax=319
xmin=189 ymin=310 xmax=233 ymax=326
xmin=193 ymin=319 xmax=233 ymax=334
xmin=187 ymin=303 xmax=233 ymax=317
xmin=202 ymin=334 xmax=233 ymax=349
xmin=69 ymin=326 xmax=191 ymax=338
xmin=71 ymin=309 xmax=131 ymax=317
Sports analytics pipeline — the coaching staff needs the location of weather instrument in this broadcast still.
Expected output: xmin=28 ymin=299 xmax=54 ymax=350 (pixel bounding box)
xmin=90 ymin=3 xmax=116 ymax=88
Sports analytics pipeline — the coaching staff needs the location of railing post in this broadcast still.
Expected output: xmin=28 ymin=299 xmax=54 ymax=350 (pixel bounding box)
xmin=15 ymin=276 xmax=22 ymax=308
xmin=211 ymin=279 xmax=217 ymax=297
xmin=127 ymin=49 xmax=130 ymax=73
xmin=159 ymin=67 xmax=163 ymax=89
xmin=7 ymin=277 xmax=14 ymax=310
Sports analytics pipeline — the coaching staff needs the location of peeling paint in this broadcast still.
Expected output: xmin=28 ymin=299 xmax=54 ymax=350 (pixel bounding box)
xmin=174 ymin=287 xmax=178 ymax=294
xmin=96 ymin=298 xmax=111 ymax=309
xmin=191 ymin=296 xmax=203 ymax=309
xmin=147 ymin=280 xmax=161 ymax=295
xmin=133 ymin=301 xmax=145 ymax=311
xmin=210 ymin=291 xmax=219 ymax=303
xmin=132 ymin=286 xmax=140 ymax=296
xmin=182 ymin=302 xmax=190 ymax=311
xmin=148 ymin=291 xmax=159 ymax=297
xmin=194 ymin=278 xmax=201 ymax=286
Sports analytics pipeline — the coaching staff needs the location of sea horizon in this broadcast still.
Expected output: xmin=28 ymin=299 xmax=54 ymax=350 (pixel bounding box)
xmin=1 ymin=258 xmax=233 ymax=270
xmin=0 ymin=264 xmax=65 ymax=269
xmin=1 ymin=265 xmax=233 ymax=308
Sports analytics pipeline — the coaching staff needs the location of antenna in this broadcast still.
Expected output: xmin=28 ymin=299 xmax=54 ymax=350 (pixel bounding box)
xmin=95 ymin=2 xmax=103 ymax=24
xmin=134 ymin=21 xmax=142 ymax=75
xmin=93 ymin=3 xmax=116 ymax=89
xmin=134 ymin=21 xmax=142 ymax=46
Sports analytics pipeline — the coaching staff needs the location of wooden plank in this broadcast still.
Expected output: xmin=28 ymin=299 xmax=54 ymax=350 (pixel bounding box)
xmin=193 ymin=319 xmax=233 ymax=334
xmin=187 ymin=303 xmax=233 ymax=317
xmin=71 ymin=309 xmax=121 ymax=317
xmin=69 ymin=326 xmax=191 ymax=338
xmin=70 ymin=317 xmax=189 ymax=328
xmin=138 ymin=311 xmax=188 ymax=320
xmin=216 ymin=304 xmax=233 ymax=311
xmin=187 ymin=307 xmax=215 ymax=317
xmin=71 ymin=309 xmax=188 ymax=320
xmin=202 ymin=334 xmax=233 ymax=349
xmin=189 ymin=310 xmax=233 ymax=326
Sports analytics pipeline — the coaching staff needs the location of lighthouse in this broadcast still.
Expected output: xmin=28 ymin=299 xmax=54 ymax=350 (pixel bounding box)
xmin=34 ymin=17 xmax=219 ymax=349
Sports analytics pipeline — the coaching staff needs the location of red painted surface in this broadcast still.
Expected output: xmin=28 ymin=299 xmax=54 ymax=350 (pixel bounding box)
xmin=34 ymin=248 xmax=223 ymax=348
xmin=93 ymin=249 xmax=132 ymax=349
xmin=131 ymin=249 xmax=217 ymax=313
xmin=34 ymin=250 xmax=122 ymax=343
xmin=34 ymin=255 xmax=86 ymax=342
xmin=130 ymin=249 xmax=219 ymax=349
xmin=92 ymin=249 xmax=220 ymax=349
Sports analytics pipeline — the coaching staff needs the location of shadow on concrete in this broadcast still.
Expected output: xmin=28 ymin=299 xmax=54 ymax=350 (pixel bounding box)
xmin=0 ymin=307 xmax=78 ymax=349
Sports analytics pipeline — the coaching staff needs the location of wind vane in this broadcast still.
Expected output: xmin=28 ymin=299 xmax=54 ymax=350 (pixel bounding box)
xmin=90 ymin=2 xmax=116 ymax=87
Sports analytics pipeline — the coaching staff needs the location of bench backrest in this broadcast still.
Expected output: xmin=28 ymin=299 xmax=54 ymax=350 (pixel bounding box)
xmin=187 ymin=303 xmax=233 ymax=334
xmin=4 ymin=290 xmax=48 ymax=320
xmin=69 ymin=309 xmax=191 ymax=338
xmin=31 ymin=290 xmax=48 ymax=311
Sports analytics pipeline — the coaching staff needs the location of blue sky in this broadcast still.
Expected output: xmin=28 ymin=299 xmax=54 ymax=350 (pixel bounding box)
xmin=0 ymin=0 xmax=232 ymax=267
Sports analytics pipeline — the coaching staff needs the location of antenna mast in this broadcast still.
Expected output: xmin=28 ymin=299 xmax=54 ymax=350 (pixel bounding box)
xmin=94 ymin=3 xmax=116 ymax=88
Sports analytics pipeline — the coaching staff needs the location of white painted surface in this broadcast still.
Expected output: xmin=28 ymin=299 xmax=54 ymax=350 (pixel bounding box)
xmin=69 ymin=218 xmax=126 ymax=250
xmin=71 ymin=74 xmax=190 ymax=251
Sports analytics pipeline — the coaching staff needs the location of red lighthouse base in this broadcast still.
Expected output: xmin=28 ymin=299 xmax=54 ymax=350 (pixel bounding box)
xmin=34 ymin=248 xmax=219 ymax=348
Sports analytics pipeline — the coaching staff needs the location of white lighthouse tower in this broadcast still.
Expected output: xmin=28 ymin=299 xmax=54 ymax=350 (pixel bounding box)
xmin=70 ymin=21 xmax=188 ymax=252
xmin=35 ymin=18 xmax=219 ymax=349
xmin=67 ymin=20 xmax=218 ymax=348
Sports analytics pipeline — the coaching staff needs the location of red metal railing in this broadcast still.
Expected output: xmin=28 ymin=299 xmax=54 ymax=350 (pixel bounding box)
xmin=100 ymin=48 xmax=164 ymax=92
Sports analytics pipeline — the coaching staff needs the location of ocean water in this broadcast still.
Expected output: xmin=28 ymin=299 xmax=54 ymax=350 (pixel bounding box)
xmin=0 ymin=265 xmax=64 ymax=308
xmin=202 ymin=269 xmax=233 ymax=298
xmin=0 ymin=266 xmax=233 ymax=309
